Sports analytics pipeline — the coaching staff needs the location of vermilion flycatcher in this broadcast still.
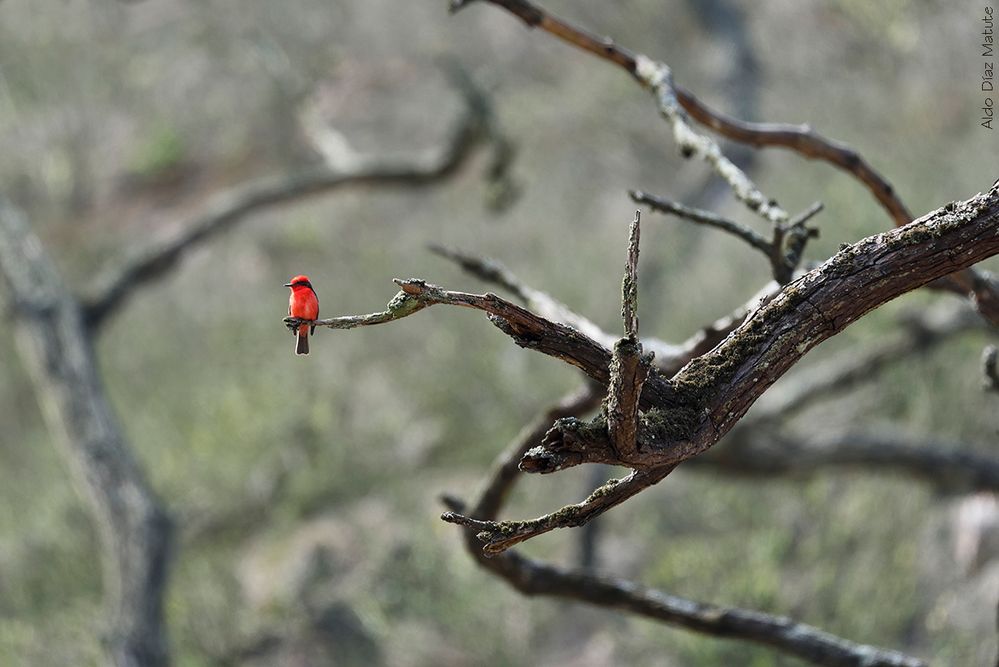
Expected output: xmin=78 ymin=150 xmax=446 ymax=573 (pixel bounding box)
xmin=285 ymin=275 xmax=319 ymax=355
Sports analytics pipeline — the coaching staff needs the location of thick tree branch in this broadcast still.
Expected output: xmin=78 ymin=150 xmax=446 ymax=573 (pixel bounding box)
xmin=326 ymin=187 xmax=999 ymax=485
xmin=83 ymin=85 xmax=497 ymax=329
xmin=0 ymin=200 xmax=173 ymax=667
xmin=440 ymin=389 xmax=924 ymax=667
xmin=530 ymin=186 xmax=999 ymax=473
xmin=450 ymin=0 xmax=999 ymax=325
xmin=752 ymin=300 xmax=982 ymax=421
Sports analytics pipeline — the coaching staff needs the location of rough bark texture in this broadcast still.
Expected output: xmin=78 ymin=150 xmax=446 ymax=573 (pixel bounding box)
xmin=0 ymin=200 xmax=173 ymax=667
xmin=534 ymin=185 xmax=999 ymax=471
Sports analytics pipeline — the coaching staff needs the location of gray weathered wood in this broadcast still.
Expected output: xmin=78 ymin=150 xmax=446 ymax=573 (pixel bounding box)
xmin=0 ymin=199 xmax=173 ymax=667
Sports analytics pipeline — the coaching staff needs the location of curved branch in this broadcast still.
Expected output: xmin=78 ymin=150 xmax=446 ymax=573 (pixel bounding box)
xmin=428 ymin=242 xmax=695 ymax=367
xmin=428 ymin=242 xmax=773 ymax=377
xmin=83 ymin=92 xmax=493 ymax=329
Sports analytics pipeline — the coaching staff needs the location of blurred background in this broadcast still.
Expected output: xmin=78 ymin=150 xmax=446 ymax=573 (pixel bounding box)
xmin=1 ymin=0 xmax=997 ymax=665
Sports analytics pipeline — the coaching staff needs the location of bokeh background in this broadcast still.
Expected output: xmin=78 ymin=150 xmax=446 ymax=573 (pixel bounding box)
xmin=1 ymin=1 xmax=997 ymax=665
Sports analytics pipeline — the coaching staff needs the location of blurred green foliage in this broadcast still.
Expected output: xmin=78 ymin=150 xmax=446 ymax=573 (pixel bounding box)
xmin=127 ymin=122 xmax=187 ymax=180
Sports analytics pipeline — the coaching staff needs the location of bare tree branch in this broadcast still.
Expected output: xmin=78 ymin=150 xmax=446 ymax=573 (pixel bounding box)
xmin=320 ymin=186 xmax=999 ymax=553
xmin=429 ymin=242 xmax=784 ymax=381
xmin=781 ymin=201 xmax=825 ymax=275
xmin=428 ymin=242 xmax=686 ymax=366
xmin=439 ymin=390 xmax=925 ymax=667
xmin=0 ymin=200 xmax=173 ymax=667
xmin=442 ymin=465 xmax=676 ymax=555
xmin=605 ymin=212 xmax=649 ymax=463
xmin=83 ymin=84 xmax=498 ymax=329
xmin=529 ymin=186 xmax=999 ymax=476
xmin=449 ymin=0 xmax=999 ymax=326
xmin=289 ymin=279 xmax=641 ymax=393
xmin=691 ymin=428 xmax=999 ymax=494
xmin=632 ymin=56 xmax=788 ymax=225
xmin=631 ymin=190 xmax=822 ymax=284
xmin=631 ymin=189 xmax=772 ymax=254
xmin=621 ymin=210 xmax=641 ymax=339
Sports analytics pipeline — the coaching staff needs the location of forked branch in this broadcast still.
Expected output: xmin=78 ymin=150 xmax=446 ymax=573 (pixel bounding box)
xmin=439 ymin=388 xmax=925 ymax=667
xmin=450 ymin=0 xmax=999 ymax=325
xmin=632 ymin=189 xmax=822 ymax=283
xmin=314 ymin=185 xmax=999 ymax=552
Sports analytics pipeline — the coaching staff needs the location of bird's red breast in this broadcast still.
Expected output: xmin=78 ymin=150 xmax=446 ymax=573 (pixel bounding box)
xmin=287 ymin=275 xmax=319 ymax=320
xmin=286 ymin=275 xmax=319 ymax=355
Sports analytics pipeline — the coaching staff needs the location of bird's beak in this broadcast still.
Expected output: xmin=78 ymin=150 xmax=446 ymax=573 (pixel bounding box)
xmin=283 ymin=282 xmax=293 ymax=287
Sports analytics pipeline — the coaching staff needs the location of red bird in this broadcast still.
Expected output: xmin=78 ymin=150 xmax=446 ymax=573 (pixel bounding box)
xmin=285 ymin=275 xmax=319 ymax=355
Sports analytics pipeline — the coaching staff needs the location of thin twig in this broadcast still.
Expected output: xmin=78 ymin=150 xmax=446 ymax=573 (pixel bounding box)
xmin=442 ymin=466 xmax=676 ymax=555
xmin=633 ymin=56 xmax=788 ymax=225
xmin=778 ymin=201 xmax=824 ymax=283
xmin=622 ymin=210 xmax=641 ymax=338
xmin=428 ymin=242 xmax=684 ymax=363
xmin=631 ymin=190 xmax=771 ymax=255
xmin=632 ymin=190 xmax=823 ymax=284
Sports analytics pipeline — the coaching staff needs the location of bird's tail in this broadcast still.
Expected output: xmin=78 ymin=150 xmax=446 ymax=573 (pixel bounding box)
xmin=296 ymin=330 xmax=310 ymax=356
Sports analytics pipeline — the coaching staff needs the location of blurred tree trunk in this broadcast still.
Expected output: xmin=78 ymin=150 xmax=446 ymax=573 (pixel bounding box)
xmin=0 ymin=200 xmax=173 ymax=667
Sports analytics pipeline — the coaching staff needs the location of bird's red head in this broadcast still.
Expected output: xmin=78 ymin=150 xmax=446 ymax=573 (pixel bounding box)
xmin=284 ymin=275 xmax=313 ymax=290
